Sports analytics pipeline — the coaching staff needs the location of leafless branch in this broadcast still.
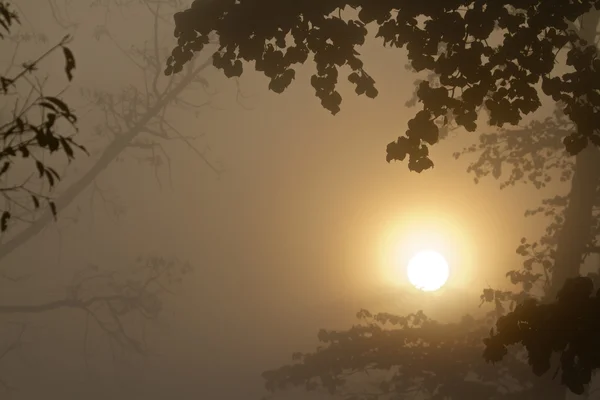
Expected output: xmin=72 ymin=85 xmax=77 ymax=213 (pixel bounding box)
xmin=0 ymin=256 xmax=193 ymax=389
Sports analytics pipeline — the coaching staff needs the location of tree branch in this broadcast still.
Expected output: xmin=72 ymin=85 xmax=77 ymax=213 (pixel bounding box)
xmin=0 ymin=295 xmax=135 ymax=314
xmin=0 ymin=57 xmax=213 ymax=263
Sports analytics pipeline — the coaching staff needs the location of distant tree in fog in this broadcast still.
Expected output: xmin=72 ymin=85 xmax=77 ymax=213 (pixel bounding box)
xmin=0 ymin=255 xmax=193 ymax=393
xmin=0 ymin=0 xmax=230 ymax=262
xmin=0 ymin=0 xmax=225 ymax=392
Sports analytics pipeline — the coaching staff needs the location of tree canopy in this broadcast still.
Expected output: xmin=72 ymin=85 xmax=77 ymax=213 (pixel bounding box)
xmin=166 ymin=0 xmax=600 ymax=172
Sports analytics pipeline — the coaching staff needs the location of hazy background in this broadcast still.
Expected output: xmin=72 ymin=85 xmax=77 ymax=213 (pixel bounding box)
xmin=0 ymin=1 xmax=590 ymax=399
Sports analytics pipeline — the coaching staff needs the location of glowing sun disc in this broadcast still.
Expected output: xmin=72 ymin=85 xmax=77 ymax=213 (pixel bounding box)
xmin=407 ymin=250 xmax=449 ymax=292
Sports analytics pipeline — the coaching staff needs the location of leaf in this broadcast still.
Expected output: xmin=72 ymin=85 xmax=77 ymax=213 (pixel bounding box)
xmin=0 ymin=161 xmax=9 ymax=177
xmin=65 ymin=137 xmax=88 ymax=155
xmin=48 ymin=201 xmax=57 ymax=219
xmin=38 ymin=101 xmax=58 ymax=113
xmin=35 ymin=160 xmax=44 ymax=177
xmin=59 ymin=137 xmax=74 ymax=160
xmin=31 ymin=195 xmax=40 ymax=209
xmin=1 ymin=211 xmax=10 ymax=232
xmin=45 ymin=169 xmax=56 ymax=187
xmin=62 ymin=46 xmax=76 ymax=81
xmin=33 ymin=126 xmax=47 ymax=147
xmin=47 ymin=167 xmax=60 ymax=180
xmin=0 ymin=5 xmax=18 ymax=33
xmin=41 ymin=96 xmax=74 ymax=122
xmin=45 ymin=113 xmax=57 ymax=128
xmin=347 ymin=72 xmax=359 ymax=83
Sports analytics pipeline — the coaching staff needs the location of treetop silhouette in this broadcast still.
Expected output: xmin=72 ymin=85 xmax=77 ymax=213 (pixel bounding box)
xmin=166 ymin=0 xmax=600 ymax=172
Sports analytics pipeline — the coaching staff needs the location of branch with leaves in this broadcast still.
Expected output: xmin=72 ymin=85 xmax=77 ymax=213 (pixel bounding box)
xmin=0 ymin=0 xmax=224 ymax=261
xmin=0 ymin=2 xmax=85 ymax=234
xmin=262 ymin=308 xmax=537 ymax=400
xmin=167 ymin=0 xmax=600 ymax=172
xmin=484 ymin=276 xmax=600 ymax=395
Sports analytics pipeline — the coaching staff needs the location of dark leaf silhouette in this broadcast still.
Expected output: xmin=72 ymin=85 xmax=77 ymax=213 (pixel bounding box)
xmin=261 ymin=307 xmax=537 ymax=399
xmin=484 ymin=276 xmax=600 ymax=395
xmin=0 ymin=211 xmax=10 ymax=232
xmin=0 ymin=162 xmax=9 ymax=177
xmin=30 ymin=195 xmax=39 ymax=209
xmin=61 ymin=43 xmax=76 ymax=81
xmin=166 ymin=0 xmax=600 ymax=172
xmin=0 ymin=3 xmax=84 ymax=234
xmin=35 ymin=160 xmax=44 ymax=178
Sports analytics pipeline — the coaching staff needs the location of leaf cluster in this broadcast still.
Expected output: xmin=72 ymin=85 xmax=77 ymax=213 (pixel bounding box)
xmin=484 ymin=276 xmax=600 ymax=395
xmin=261 ymin=275 xmax=600 ymax=399
xmin=455 ymin=107 xmax=575 ymax=190
xmin=167 ymin=0 xmax=600 ymax=172
xmin=0 ymin=3 xmax=85 ymax=232
xmin=262 ymin=309 xmax=537 ymax=400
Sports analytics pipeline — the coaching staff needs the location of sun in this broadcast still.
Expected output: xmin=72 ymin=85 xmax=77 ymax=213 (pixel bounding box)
xmin=406 ymin=250 xmax=450 ymax=292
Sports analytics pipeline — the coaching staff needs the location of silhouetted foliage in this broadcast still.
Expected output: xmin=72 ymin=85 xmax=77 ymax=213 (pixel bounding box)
xmin=261 ymin=308 xmax=539 ymax=400
xmin=259 ymin=276 xmax=600 ymax=400
xmin=455 ymin=102 xmax=574 ymax=189
xmin=484 ymin=276 xmax=600 ymax=395
xmin=0 ymin=1 xmax=85 ymax=233
xmin=167 ymin=0 xmax=600 ymax=172
xmin=164 ymin=1 xmax=600 ymax=397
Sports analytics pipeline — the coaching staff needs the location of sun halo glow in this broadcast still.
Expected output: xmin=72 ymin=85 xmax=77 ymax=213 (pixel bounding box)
xmin=407 ymin=250 xmax=450 ymax=292
xmin=376 ymin=210 xmax=475 ymax=293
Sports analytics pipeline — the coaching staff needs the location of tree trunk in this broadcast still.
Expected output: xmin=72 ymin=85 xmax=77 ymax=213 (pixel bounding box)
xmin=546 ymin=8 xmax=600 ymax=301
xmin=527 ymin=135 xmax=600 ymax=400
xmin=546 ymin=145 xmax=600 ymax=300
xmin=531 ymin=9 xmax=600 ymax=400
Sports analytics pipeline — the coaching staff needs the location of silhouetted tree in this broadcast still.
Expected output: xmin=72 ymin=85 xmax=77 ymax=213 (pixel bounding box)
xmin=165 ymin=1 xmax=600 ymax=399
xmin=468 ymin=10 xmax=600 ymax=396
xmin=0 ymin=1 xmax=85 ymax=234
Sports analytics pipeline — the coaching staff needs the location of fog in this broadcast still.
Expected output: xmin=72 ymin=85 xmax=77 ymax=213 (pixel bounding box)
xmin=0 ymin=1 xmax=594 ymax=399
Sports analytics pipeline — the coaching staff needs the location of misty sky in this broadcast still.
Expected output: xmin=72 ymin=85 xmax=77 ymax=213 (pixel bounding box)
xmin=0 ymin=1 xmax=593 ymax=399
